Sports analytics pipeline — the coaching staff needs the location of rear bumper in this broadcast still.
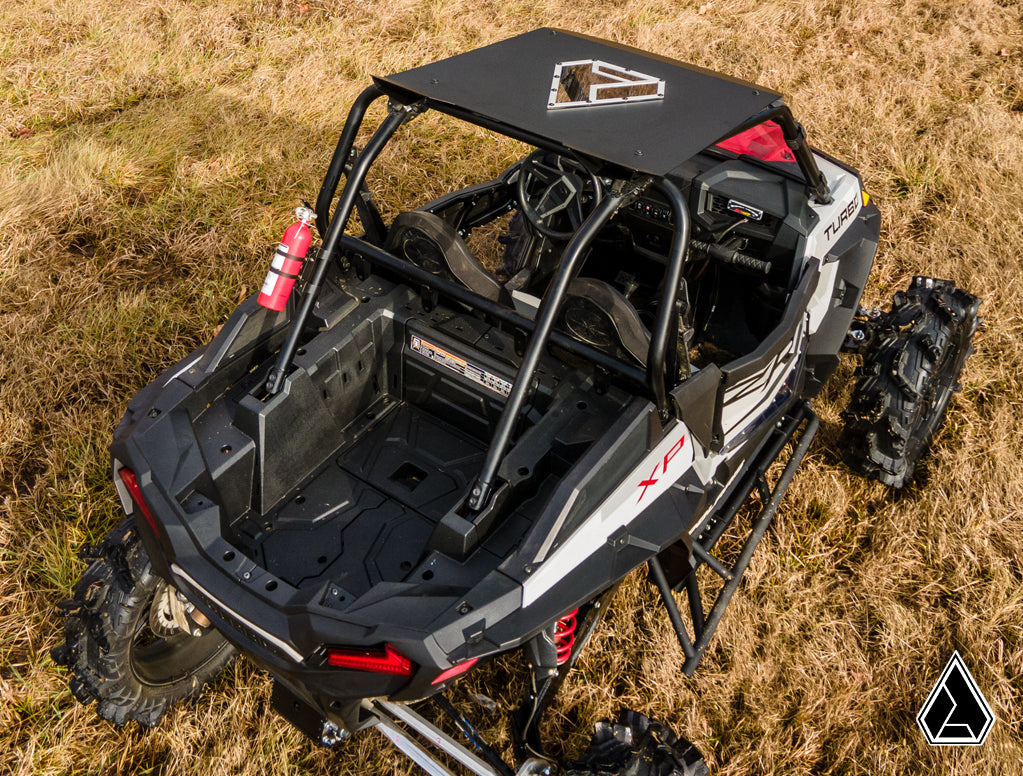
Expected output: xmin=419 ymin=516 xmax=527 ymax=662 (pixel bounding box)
xmin=116 ymin=450 xmax=464 ymax=727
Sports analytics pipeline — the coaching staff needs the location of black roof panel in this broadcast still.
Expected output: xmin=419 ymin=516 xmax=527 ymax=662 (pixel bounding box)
xmin=376 ymin=28 xmax=782 ymax=176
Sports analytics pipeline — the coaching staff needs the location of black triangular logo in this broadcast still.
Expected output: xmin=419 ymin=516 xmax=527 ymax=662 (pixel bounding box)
xmin=917 ymin=651 xmax=994 ymax=745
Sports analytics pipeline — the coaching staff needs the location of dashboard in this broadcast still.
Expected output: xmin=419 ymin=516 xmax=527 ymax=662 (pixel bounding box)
xmin=616 ymin=154 xmax=817 ymax=282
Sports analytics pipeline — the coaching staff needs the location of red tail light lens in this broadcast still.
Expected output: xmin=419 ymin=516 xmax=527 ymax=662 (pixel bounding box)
xmin=118 ymin=468 xmax=159 ymax=536
xmin=431 ymin=657 xmax=478 ymax=686
xmin=325 ymin=644 xmax=413 ymax=676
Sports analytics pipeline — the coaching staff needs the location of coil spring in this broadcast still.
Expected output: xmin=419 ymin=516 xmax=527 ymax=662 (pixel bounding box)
xmin=553 ymin=608 xmax=579 ymax=665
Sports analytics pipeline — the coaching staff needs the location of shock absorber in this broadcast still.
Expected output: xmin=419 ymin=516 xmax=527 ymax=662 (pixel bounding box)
xmin=553 ymin=608 xmax=578 ymax=665
xmin=257 ymin=206 xmax=316 ymax=311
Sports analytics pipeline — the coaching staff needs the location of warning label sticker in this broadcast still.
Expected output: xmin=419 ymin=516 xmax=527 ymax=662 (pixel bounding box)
xmin=410 ymin=335 xmax=512 ymax=397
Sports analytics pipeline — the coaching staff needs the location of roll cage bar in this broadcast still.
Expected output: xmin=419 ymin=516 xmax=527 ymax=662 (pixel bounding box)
xmin=265 ymin=85 xmax=824 ymax=517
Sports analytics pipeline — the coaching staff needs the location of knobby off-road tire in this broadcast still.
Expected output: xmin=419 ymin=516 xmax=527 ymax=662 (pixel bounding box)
xmin=840 ymin=277 xmax=980 ymax=488
xmin=564 ymin=711 xmax=708 ymax=776
xmin=52 ymin=518 xmax=235 ymax=726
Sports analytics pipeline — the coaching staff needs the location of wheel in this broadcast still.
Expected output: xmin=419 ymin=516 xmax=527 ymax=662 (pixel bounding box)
xmin=840 ymin=277 xmax=981 ymax=488
xmin=52 ymin=518 xmax=235 ymax=726
xmin=515 ymin=150 xmax=603 ymax=240
xmin=564 ymin=711 xmax=708 ymax=776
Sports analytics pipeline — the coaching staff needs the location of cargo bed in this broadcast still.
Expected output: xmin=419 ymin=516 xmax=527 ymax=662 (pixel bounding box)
xmin=248 ymin=399 xmax=487 ymax=594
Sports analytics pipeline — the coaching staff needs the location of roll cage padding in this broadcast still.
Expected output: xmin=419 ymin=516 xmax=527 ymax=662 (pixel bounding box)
xmin=386 ymin=211 xmax=508 ymax=304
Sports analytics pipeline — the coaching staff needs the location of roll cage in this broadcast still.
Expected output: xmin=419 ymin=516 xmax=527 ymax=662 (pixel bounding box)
xmin=266 ymin=71 xmax=830 ymax=517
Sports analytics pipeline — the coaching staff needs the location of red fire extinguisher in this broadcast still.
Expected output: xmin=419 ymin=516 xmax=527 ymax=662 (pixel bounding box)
xmin=257 ymin=206 xmax=316 ymax=311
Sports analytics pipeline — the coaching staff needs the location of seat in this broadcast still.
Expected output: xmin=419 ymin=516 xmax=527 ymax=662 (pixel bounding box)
xmin=385 ymin=211 xmax=507 ymax=303
xmin=560 ymin=277 xmax=651 ymax=366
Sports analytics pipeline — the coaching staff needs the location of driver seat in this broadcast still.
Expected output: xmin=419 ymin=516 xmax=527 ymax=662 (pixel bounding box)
xmin=386 ymin=211 xmax=507 ymax=303
xmin=561 ymin=278 xmax=652 ymax=366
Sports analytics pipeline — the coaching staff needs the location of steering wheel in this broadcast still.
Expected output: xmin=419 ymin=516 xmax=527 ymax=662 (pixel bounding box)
xmin=515 ymin=150 xmax=604 ymax=240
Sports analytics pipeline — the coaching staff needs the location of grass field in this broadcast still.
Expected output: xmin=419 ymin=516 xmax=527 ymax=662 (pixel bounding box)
xmin=1 ymin=1 xmax=1022 ymax=774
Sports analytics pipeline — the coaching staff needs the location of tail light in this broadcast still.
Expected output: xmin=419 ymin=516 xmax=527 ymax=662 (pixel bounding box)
xmin=325 ymin=644 xmax=413 ymax=676
xmin=431 ymin=657 xmax=477 ymax=686
xmin=118 ymin=468 xmax=160 ymax=536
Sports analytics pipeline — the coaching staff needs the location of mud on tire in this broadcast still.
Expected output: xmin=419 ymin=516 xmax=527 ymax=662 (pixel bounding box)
xmin=840 ymin=276 xmax=980 ymax=488
xmin=51 ymin=519 xmax=235 ymax=727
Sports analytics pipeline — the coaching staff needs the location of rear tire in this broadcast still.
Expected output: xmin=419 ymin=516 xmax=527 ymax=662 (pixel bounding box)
xmin=52 ymin=519 xmax=235 ymax=726
xmin=840 ymin=277 xmax=980 ymax=488
xmin=564 ymin=711 xmax=708 ymax=776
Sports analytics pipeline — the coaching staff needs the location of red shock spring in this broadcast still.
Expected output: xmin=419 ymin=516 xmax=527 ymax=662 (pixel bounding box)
xmin=553 ymin=608 xmax=579 ymax=665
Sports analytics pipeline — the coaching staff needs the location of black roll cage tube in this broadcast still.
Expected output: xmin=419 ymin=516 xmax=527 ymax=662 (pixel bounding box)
xmin=266 ymin=99 xmax=418 ymax=395
xmin=270 ymin=95 xmax=695 ymax=515
xmin=313 ymin=84 xmax=386 ymax=237
xmin=468 ymin=191 xmax=624 ymax=510
xmin=467 ymin=178 xmax=690 ymax=511
xmin=646 ymin=178 xmax=690 ymax=416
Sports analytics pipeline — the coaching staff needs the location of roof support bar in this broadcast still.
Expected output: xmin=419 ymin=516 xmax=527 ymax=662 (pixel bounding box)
xmin=775 ymin=109 xmax=833 ymax=205
xmin=266 ymin=103 xmax=417 ymax=396
xmin=314 ymin=84 xmax=385 ymax=236
xmin=646 ymin=178 xmax=691 ymax=418
xmin=468 ymin=191 xmax=624 ymax=511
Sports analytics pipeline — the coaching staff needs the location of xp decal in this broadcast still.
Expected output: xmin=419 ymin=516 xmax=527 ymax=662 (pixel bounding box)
xmin=638 ymin=434 xmax=688 ymax=504
xmin=522 ymin=425 xmax=696 ymax=607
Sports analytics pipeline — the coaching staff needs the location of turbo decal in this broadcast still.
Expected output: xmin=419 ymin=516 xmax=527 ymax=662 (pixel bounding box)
xmin=824 ymin=197 xmax=858 ymax=241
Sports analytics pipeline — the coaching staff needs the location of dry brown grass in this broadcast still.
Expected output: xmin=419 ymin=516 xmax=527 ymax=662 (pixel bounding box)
xmin=1 ymin=0 xmax=1022 ymax=774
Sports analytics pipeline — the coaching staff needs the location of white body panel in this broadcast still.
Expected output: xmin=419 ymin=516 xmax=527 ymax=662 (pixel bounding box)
xmin=718 ymin=316 xmax=807 ymax=449
xmin=522 ymin=422 xmax=694 ymax=605
xmin=804 ymin=156 xmax=863 ymax=334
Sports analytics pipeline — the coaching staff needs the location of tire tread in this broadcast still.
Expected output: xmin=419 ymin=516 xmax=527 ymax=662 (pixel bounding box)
xmin=840 ymin=278 xmax=980 ymax=488
xmin=52 ymin=518 xmax=234 ymax=727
